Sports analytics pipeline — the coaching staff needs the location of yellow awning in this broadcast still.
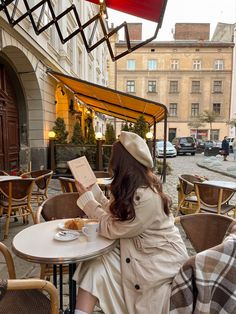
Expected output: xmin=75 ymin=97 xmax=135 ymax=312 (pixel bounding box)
xmin=47 ymin=70 xmax=167 ymax=126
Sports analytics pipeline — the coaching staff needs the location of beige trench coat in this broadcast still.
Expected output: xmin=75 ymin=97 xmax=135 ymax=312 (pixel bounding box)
xmin=78 ymin=185 xmax=188 ymax=314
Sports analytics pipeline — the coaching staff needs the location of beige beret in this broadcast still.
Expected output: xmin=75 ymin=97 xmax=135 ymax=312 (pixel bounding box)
xmin=119 ymin=131 xmax=153 ymax=168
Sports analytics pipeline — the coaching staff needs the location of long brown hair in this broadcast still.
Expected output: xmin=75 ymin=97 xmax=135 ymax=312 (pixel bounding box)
xmin=108 ymin=142 xmax=170 ymax=221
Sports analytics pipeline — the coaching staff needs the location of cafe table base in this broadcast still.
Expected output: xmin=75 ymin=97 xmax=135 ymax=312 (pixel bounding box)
xmin=52 ymin=263 xmax=77 ymax=313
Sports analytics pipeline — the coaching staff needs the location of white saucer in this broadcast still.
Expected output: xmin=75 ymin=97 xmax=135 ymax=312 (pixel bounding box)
xmin=54 ymin=231 xmax=79 ymax=242
xmin=57 ymin=222 xmax=71 ymax=231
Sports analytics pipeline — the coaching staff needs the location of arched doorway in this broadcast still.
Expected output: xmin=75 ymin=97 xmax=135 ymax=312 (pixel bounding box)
xmin=0 ymin=63 xmax=20 ymax=172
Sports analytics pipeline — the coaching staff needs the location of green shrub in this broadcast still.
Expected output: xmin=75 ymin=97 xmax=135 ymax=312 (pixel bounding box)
xmin=105 ymin=123 xmax=116 ymax=144
xmin=52 ymin=117 xmax=68 ymax=143
xmin=155 ymin=159 xmax=173 ymax=175
xmin=133 ymin=115 xmax=149 ymax=139
xmin=87 ymin=123 xmax=96 ymax=144
xmin=71 ymin=121 xmax=84 ymax=144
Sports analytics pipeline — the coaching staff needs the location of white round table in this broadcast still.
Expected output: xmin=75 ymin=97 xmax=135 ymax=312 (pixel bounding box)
xmin=0 ymin=175 xmax=20 ymax=181
xmin=12 ymin=219 xmax=118 ymax=313
xmin=202 ymin=180 xmax=236 ymax=190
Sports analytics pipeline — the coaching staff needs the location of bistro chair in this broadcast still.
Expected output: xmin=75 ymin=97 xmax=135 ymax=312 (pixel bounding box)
xmin=170 ymin=221 xmax=236 ymax=313
xmin=0 ymin=242 xmax=59 ymax=314
xmin=194 ymin=181 xmax=236 ymax=217
xmin=21 ymin=169 xmax=53 ymax=205
xmin=59 ymin=173 xmax=111 ymax=197
xmin=0 ymin=170 xmax=9 ymax=176
xmin=175 ymin=213 xmax=234 ymax=253
xmin=176 ymin=174 xmax=203 ymax=216
xmin=36 ymin=192 xmax=85 ymax=279
xmin=94 ymin=171 xmax=110 ymax=178
xmin=58 ymin=176 xmax=77 ymax=193
xmin=0 ymin=178 xmax=36 ymax=239
xmin=94 ymin=171 xmax=111 ymax=197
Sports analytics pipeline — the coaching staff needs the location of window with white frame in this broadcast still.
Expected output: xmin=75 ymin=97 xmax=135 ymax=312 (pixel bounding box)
xmin=191 ymin=80 xmax=200 ymax=93
xmin=191 ymin=103 xmax=199 ymax=116
xmin=213 ymin=103 xmax=221 ymax=115
xmin=50 ymin=26 xmax=56 ymax=48
xmin=147 ymin=59 xmax=157 ymax=70
xmin=127 ymin=60 xmax=136 ymax=70
xmin=169 ymin=80 xmax=178 ymax=93
xmin=213 ymin=80 xmax=222 ymax=93
xmin=170 ymin=59 xmax=179 ymax=70
xmin=148 ymin=80 xmax=157 ymax=93
xmin=193 ymin=60 xmax=201 ymax=70
xmin=169 ymin=103 xmax=177 ymax=116
xmin=67 ymin=41 xmax=73 ymax=63
xmin=214 ymin=60 xmax=224 ymax=70
xmin=42 ymin=1 xmax=53 ymax=26
xmin=126 ymin=80 xmax=135 ymax=93
xmin=211 ymin=129 xmax=219 ymax=141
xmin=77 ymin=47 xmax=82 ymax=76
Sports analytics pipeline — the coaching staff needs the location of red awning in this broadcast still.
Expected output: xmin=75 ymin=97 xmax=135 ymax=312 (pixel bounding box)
xmin=86 ymin=0 xmax=167 ymax=23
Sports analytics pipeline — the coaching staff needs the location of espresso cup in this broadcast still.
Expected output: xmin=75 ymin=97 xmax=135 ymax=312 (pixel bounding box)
xmin=82 ymin=220 xmax=99 ymax=242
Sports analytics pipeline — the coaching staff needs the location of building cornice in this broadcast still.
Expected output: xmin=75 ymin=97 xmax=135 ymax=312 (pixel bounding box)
xmin=115 ymin=40 xmax=234 ymax=48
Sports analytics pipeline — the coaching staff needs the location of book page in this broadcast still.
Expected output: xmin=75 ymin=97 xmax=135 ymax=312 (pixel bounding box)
xmin=67 ymin=156 xmax=96 ymax=188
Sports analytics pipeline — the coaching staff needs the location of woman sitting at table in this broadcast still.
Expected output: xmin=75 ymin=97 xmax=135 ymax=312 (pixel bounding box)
xmin=73 ymin=131 xmax=188 ymax=314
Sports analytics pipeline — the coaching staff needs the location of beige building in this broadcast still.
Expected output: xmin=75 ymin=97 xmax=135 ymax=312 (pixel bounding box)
xmin=108 ymin=23 xmax=234 ymax=142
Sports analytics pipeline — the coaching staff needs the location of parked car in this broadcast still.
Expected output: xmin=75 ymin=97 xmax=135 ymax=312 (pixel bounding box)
xmin=227 ymin=137 xmax=234 ymax=150
xmin=156 ymin=141 xmax=177 ymax=157
xmin=172 ymin=137 xmax=196 ymax=155
xmin=204 ymin=140 xmax=214 ymax=148
xmin=196 ymin=139 xmax=205 ymax=149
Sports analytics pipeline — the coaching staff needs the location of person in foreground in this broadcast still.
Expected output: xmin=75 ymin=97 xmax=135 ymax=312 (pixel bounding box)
xmin=170 ymin=221 xmax=236 ymax=314
xmin=73 ymin=131 xmax=188 ymax=314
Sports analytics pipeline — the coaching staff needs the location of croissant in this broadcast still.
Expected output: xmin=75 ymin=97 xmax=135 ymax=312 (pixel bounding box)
xmin=64 ymin=218 xmax=85 ymax=230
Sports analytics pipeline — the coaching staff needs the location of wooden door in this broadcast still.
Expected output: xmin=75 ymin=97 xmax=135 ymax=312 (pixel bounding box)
xmin=0 ymin=64 xmax=19 ymax=172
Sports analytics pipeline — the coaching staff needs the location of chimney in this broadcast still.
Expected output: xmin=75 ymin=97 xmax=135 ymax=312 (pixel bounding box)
xmin=127 ymin=23 xmax=142 ymax=40
xmin=174 ymin=23 xmax=210 ymax=40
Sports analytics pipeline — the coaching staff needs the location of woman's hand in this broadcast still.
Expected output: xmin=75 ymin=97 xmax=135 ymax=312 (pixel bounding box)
xmin=75 ymin=180 xmax=88 ymax=195
xmin=75 ymin=181 xmax=94 ymax=196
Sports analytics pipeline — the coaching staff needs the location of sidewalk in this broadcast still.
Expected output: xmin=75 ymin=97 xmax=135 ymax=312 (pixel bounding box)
xmin=197 ymin=153 xmax=236 ymax=179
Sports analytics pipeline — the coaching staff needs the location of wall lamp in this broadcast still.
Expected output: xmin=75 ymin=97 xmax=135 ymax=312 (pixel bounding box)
xmin=95 ymin=132 xmax=103 ymax=140
xmin=146 ymin=132 xmax=153 ymax=140
xmin=48 ymin=130 xmax=56 ymax=139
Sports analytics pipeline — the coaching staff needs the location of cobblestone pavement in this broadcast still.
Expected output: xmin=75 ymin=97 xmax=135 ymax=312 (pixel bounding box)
xmin=1 ymin=153 xmax=236 ymax=312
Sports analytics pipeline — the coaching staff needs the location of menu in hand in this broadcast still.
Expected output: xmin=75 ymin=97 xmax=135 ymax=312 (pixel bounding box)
xmin=67 ymin=156 xmax=96 ymax=188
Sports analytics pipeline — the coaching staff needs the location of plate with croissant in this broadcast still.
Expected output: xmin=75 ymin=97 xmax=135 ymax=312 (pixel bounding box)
xmin=58 ymin=218 xmax=88 ymax=232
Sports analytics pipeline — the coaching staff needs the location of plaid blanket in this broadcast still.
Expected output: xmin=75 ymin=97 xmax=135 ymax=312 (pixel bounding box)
xmin=170 ymin=234 xmax=236 ymax=314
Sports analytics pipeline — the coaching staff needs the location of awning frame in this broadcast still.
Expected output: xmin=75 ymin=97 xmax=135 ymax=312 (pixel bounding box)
xmin=47 ymin=69 xmax=168 ymax=182
xmin=0 ymin=0 xmax=168 ymax=61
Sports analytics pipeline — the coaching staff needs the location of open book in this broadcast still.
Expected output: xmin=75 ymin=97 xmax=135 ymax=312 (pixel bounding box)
xmin=67 ymin=156 xmax=96 ymax=188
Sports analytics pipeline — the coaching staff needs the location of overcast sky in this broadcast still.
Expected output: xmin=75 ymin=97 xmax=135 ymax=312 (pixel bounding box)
xmin=108 ymin=0 xmax=236 ymax=40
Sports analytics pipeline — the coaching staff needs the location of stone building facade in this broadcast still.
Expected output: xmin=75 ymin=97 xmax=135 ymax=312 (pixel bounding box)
xmin=108 ymin=23 xmax=234 ymax=141
xmin=0 ymin=0 xmax=108 ymax=172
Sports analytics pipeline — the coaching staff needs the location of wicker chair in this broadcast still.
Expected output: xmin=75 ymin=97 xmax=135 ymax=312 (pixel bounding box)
xmin=0 ymin=178 xmax=36 ymax=239
xmin=0 ymin=242 xmax=59 ymax=314
xmin=176 ymin=174 xmax=203 ymax=216
xmin=175 ymin=213 xmax=234 ymax=253
xmin=36 ymin=192 xmax=85 ymax=279
xmin=21 ymin=170 xmax=53 ymax=205
xmin=58 ymin=177 xmax=77 ymax=193
xmin=0 ymin=170 xmax=9 ymax=176
xmin=59 ymin=173 xmax=111 ymax=197
xmin=94 ymin=171 xmax=110 ymax=178
xmin=194 ymin=181 xmax=236 ymax=217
